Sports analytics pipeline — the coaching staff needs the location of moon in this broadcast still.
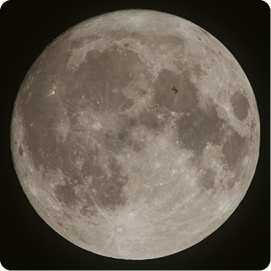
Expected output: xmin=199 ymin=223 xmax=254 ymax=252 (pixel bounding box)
xmin=10 ymin=9 xmax=260 ymax=260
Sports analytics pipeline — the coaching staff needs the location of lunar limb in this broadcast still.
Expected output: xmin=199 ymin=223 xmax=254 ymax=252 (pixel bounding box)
xmin=11 ymin=10 xmax=260 ymax=259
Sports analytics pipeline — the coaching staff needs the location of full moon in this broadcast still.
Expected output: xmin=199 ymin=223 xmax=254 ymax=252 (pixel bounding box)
xmin=11 ymin=10 xmax=260 ymax=260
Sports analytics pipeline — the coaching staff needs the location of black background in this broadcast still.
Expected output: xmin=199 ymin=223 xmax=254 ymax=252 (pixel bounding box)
xmin=1 ymin=0 xmax=269 ymax=270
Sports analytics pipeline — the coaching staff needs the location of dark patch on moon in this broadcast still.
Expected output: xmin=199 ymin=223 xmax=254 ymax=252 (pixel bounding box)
xmin=221 ymin=176 xmax=237 ymax=190
xmin=154 ymin=69 xmax=198 ymax=113
xmin=18 ymin=145 xmax=23 ymax=156
xmin=80 ymin=205 xmax=96 ymax=217
xmin=20 ymin=80 xmax=131 ymax=212
xmin=198 ymin=169 xmax=216 ymax=191
xmin=21 ymin=101 xmax=60 ymax=171
xmin=83 ymin=157 xmax=128 ymax=211
xmin=18 ymin=42 xmax=149 ymax=200
xmin=175 ymin=101 xmax=225 ymax=156
xmin=53 ymin=149 xmax=129 ymax=213
xmin=16 ymin=52 xmax=74 ymax=172
xmin=138 ymin=112 xmax=161 ymax=130
xmin=123 ymin=43 xmax=130 ymax=47
xmin=117 ymin=130 xmax=145 ymax=152
xmin=49 ymin=134 xmax=128 ymax=212
xmin=230 ymin=91 xmax=249 ymax=120
xmin=66 ymin=45 xmax=147 ymax=112
xmin=55 ymin=182 xmax=78 ymax=208
xmin=222 ymin=128 xmax=248 ymax=171
xmin=161 ymin=35 xmax=185 ymax=49
xmin=132 ymin=141 xmax=145 ymax=152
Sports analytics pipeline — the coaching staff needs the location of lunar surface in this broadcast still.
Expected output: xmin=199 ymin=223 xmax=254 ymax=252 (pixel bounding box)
xmin=11 ymin=10 xmax=260 ymax=260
